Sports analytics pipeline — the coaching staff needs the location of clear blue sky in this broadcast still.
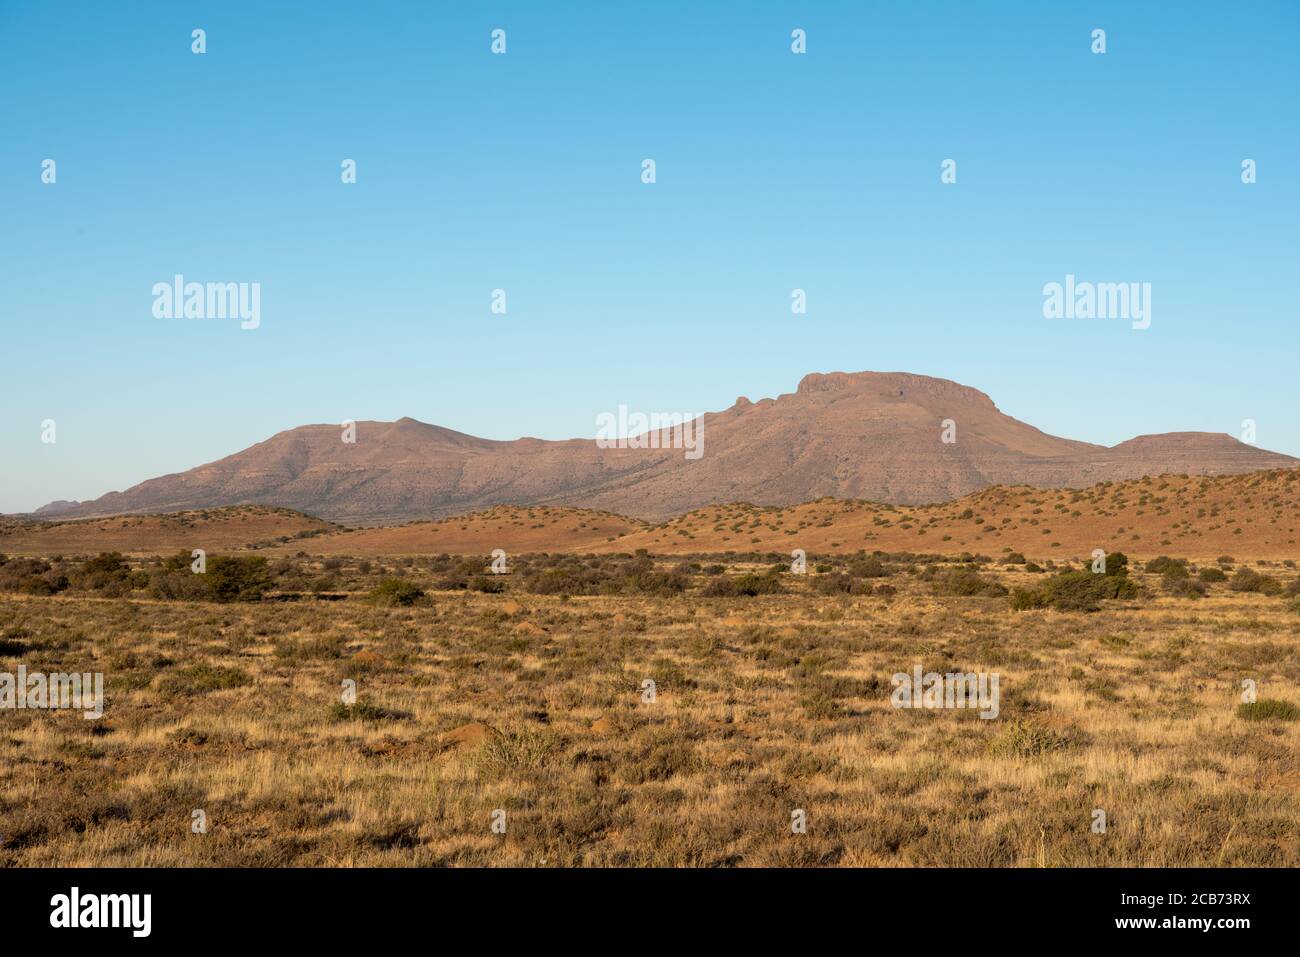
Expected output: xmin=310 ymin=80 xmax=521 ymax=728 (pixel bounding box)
xmin=2 ymin=1 xmax=1297 ymax=513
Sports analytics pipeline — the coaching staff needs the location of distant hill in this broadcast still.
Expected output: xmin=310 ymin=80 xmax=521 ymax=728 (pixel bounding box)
xmin=0 ymin=505 xmax=336 ymax=556
xmin=8 ymin=472 xmax=1300 ymax=561
xmin=34 ymin=371 xmax=1298 ymax=525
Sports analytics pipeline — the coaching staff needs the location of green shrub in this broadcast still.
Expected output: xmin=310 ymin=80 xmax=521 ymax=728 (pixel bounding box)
xmin=1146 ymin=556 xmax=1188 ymax=577
xmin=206 ymin=555 xmax=272 ymax=602
xmin=1009 ymin=587 xmax=1049 ymax=611
xmin=72 ymin=551 xmax=136 ymax=594
xmin=1236 ymin=699 xmax=1300 ymax=722
xmin=930 ymin=570 xmax=1007 ymax=598
xmin=162 ymin=549 xmax=197 ymax=573
xmin=627 ymin=571 xmax=689 ymax=596
xmin=1012 ymin=570 xmax=1139 ymax=612
xmin=161 ymin=664 xmax=251 ymax=695
xmin=1084 ymin=551 xmax=1129 ymax=577
xmin=0 ymin=558 xmax=67 ymax=595
xmin=330 ymin=700 xmax=408 ymax=722
xmin=22 ymin=574 xmax=70 ymax=596
xmin=368 ymin=578 xmax=425 ymax=607
xmin=1228 ymin=568 xmax=1281 ymax=595
xmin=148 ymin=569 xmax=213 ymax=601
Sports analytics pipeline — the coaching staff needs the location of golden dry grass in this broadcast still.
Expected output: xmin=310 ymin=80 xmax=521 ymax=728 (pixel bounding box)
xmin=1 ymin=553 xmax=1296 ymax=867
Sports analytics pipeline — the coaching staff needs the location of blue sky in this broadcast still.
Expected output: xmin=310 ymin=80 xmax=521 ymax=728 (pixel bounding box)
xmin=2 ymin=1 xmax=1297 ymax=513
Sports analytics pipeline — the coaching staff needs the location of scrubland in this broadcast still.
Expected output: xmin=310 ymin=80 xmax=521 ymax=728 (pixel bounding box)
xmin=1 ymin=546 xmax=1296 ymax=867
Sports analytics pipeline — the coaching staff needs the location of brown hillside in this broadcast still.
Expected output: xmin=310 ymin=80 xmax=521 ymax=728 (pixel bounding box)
xmin=0 ymin=506 xmax=336 ymax=557
xmin=33 ymin=371 xmax=1298 ymax=525
xmin=278 ymin=469 xmax=1300 ymax=562
xmin=7 ymin=472 xmax=1300 ymax=562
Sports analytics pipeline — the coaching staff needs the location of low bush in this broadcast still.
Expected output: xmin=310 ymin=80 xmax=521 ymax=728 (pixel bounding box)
xmin=1236 ymin=699 xmax=1300 ymax=722
xmin=1228 ymin=568 xmax=1282 ymax=595
xmin=1010 ymin=570 xmax=1138 ymax=612
xmin=702 ymin=573 xmax=782 ymax=597
xmin=930 ymin=570 xmax=1007 ymax=598
xmin=1145 ymin=556 xmax=1188 ymax=577
xmin=367 ymin=578 xmax=425 ymax=607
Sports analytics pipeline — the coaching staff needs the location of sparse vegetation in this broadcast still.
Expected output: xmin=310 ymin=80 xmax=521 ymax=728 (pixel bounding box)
xmin=0 ymin=511 xmax=1296 ymax=867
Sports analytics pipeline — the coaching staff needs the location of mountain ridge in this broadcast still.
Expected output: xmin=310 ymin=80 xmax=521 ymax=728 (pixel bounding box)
xmin=30 ymin=371 xmax=1298 ymax=524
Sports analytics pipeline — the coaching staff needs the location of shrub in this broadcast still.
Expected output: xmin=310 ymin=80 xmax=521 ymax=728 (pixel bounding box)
xmin=623 ymin=571 xmax=689 ymax=596
xmin=162 ymin=550 xmax=197 ymax=573
xmin=848 ymin=557 xmax=887 ymax=578
xmin=0 ymin=558 xmax=65 ymax=594
xmin=330 ymin=700 xmax=408 ymax=722
xmin=82 ymin=552 xmax=126 ymax=575
xmin=206 ymin=556 xmax=272 ymax=602
xmin=368 ymin=578 xmax=425 ymax=607
xmin=1164 ymin=576 xmax=1206 ymax=600
xmin=73 ymin=552 xmax=136 ymax=594
xmin=1198 ymin=567 xmax=1227 ymax=583
xmin=1009 ymin=587 xmax=1049 ymax=611
xmin=1145 ymin=556 xmax=1188 ymax=577
xmin=22 ymin=574 xmax=70 ymax=596
xmin=1012 ymin=571 xmax=1139 ymax=612
xmin=148 ymin=569 xmax=214 ymax=601
xmin=930 ymin=570 xmax=1008 ymax=598
xmin=1084 ymin=551 xmax=1129 ymax=577
xmin=702 ymin=573 xmax=782 ymax=597
xmin=161 ymin=664 xmax=251 ymax=695
xmin=813 ymin=574 xmax=873 ymax=596
xmin=988 ymin=719 xmax=1086 ymax=758
xmin=1236 ymin=699 xmax=1300 ymax=722
xmin=1228 ymin=568 xmax=1281 ymax=595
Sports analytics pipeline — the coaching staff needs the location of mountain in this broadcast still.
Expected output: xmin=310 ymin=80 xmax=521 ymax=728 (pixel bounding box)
xmin=35 ymin=371 xmax=1299 ymax=524
xmin=32 ymin=500 xmax=82 ymax=516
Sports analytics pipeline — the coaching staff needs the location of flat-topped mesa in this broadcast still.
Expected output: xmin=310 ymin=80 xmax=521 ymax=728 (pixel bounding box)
xmin=795 ymin=370 xmax=998 ymax=408
xmin=1110 ymin=432 xmax=1244 ymax=452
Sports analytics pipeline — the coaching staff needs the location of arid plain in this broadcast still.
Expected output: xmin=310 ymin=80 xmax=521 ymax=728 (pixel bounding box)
xmin=1 ymin=469 xmax=1297 ymax=866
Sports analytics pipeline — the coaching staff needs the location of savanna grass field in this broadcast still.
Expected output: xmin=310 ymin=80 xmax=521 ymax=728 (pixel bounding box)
xmin=2 ymin=537 xmax=1297 ymax=868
